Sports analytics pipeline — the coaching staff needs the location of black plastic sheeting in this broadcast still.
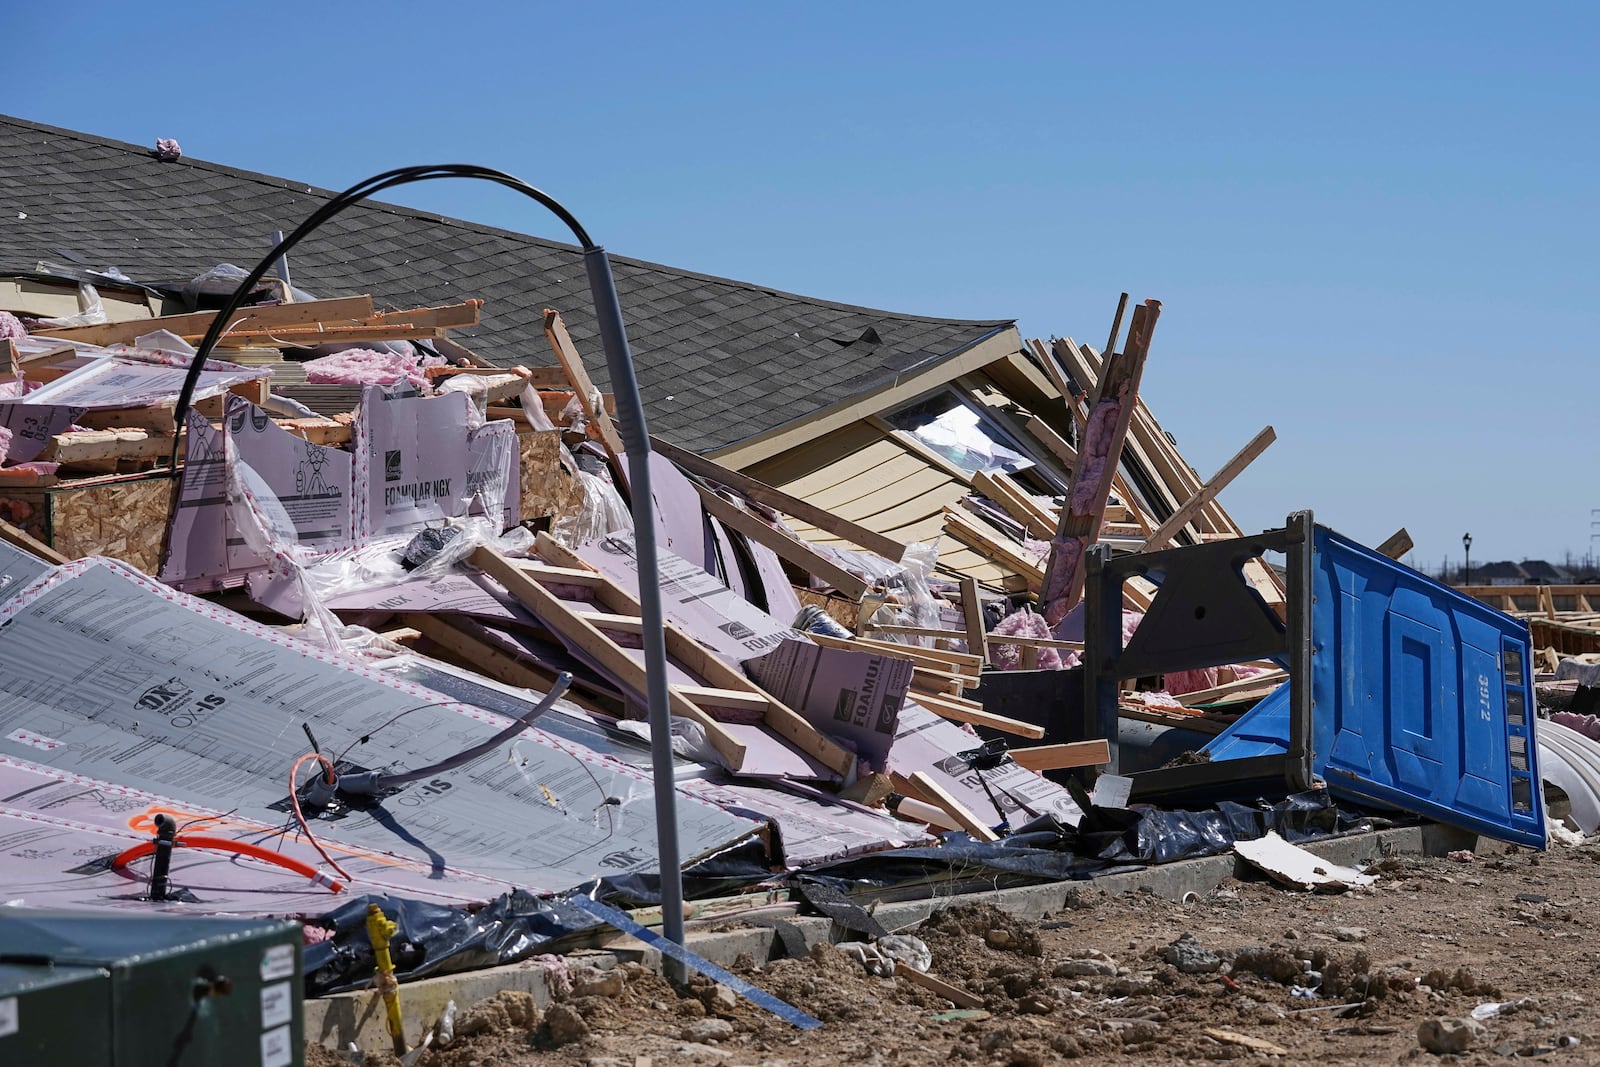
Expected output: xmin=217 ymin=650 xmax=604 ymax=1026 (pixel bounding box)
xmin=303 ymin=891 xmax=601 ymax=996
xmin=301 ymin=791 xmax=1376 ymax=994
xmin=795 ymin=789 xmax=1375 ymax=897
xmin=301 ymin=841 xmax=774 ymax=996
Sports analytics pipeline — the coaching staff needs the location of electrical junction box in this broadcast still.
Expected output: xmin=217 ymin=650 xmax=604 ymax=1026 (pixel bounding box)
xmin=0 ymin=910 xmax=303 ymax=1067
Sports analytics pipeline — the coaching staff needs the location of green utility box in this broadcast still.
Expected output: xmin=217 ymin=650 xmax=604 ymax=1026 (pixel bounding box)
xmin=0 ymin=962 xmax=115 ymax=1064
xmin=0 ymin=910 xmax=303 ymax=1067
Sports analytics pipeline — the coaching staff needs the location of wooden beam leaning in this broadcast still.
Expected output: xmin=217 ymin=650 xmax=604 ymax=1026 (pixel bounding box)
xmin=1376 ymin=528 xmax=1414 ymax=560
xmin=543 ymin=309 xmax=627 ymax=477
xmin=1139 ymin=426 xmax=1276 ymax=551
xmin=31 ymin=294 xmax=377 ymax=347
xmin=1024 ymin=415 xmax=1079 ymax=467
xmin=696 ymin=487 xmax=871 ymax=601
xmin=530 ymin=533 xmax=856 ymax=776
xmin=0 ymin=516 xmax=70 ymax=564
xmin=1040 ymin=300 xmax=1160 ymax=624
xmin=907 ymin=771 xmax=1001 ymax=841
xmin=648 ymin=434 xmax=909 ymax=562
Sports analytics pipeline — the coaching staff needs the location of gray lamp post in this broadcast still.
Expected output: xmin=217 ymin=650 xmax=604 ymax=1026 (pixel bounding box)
xmin=1463 ymin=532 xmax=1472 ymax=587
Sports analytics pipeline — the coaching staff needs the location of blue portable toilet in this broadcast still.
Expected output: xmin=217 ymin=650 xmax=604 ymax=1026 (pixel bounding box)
xmin=1205 ymin=525 xmax=1544 ymax=848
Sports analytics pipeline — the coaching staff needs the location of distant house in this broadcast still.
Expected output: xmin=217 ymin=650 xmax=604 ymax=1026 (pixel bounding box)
xmin=1471 ymin=561 xmax=1529 ymax=586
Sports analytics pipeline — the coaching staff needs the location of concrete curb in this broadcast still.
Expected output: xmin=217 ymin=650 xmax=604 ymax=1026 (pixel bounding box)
xmin=307 ymin=821 xmax=1478 ymax=1052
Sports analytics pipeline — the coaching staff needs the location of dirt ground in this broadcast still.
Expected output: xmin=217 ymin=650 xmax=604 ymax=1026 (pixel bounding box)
xmin=307 ymin=835 xmax=1600 ymax=1066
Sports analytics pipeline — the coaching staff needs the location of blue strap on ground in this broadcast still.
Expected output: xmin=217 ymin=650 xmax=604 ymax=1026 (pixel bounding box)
xmin=565 ymin=894 xmax=823 ymax=1030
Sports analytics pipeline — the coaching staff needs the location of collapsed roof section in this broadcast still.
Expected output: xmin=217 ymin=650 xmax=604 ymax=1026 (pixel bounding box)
xmin=0 ymin=114 xmax=1015 ymax=452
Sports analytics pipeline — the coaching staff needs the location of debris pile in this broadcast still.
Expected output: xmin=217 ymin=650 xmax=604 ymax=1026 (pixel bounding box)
xmin=0 ymin=136 xmax=1578 ymax=1061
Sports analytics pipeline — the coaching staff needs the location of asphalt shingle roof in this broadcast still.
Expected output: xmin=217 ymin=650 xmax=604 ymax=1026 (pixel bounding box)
xmin=0 ymin=116 xmax=1011 ymax=451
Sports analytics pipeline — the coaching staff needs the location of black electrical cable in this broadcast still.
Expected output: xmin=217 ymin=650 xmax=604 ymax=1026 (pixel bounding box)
xmin=168 ymin=164 xmax=595 ymax=469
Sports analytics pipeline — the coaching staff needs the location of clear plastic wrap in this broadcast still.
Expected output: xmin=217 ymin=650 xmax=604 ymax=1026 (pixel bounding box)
xmin=33 ymin=280 xmax=107 ymax=328
xmin=518 ymin=382 xmax=558 ymax=432
xmin=819 ymin=541 xmax=942 ymax=647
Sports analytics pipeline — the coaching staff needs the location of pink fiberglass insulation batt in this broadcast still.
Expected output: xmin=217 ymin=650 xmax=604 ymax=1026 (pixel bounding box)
xmin=302 ymin=347 xmax=426 ymax=388
xmin=0 ymin=311 xmax=26 ymax=341
xmin=988 ymin=608 xmax=1064 ymax=671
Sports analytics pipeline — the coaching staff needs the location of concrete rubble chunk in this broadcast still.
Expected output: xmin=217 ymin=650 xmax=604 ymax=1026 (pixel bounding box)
xmin=1417 ymin=1016 xmax=1488 ymax=1055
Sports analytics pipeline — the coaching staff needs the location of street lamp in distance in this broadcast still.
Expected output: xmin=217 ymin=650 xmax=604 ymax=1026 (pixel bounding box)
xmin=1463 ymin=532 xmax=1472 ymax=587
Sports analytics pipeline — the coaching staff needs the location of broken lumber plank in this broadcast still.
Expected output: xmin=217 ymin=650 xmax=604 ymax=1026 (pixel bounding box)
xmin=1040 ymin=300 xmax=1160 ymax=625
xmin=1176 ymin=669 xmax=1288 ymax=707
xmin=907 ymin=771 xmax=1001 ymax=842
xmin=1139 ymin=426 xmax=1276 ymax=551
xmin=210 ymin=324 xmax=447 ymax=347
xmin=913 ymin=691 xmax=1045 ymax=739
xmin=672 ymin=685 xmax=772 ymax=714
xmin=1007 ymin=740 xmax=1110 ymax=772
xmin=959 ymin=577 xmax=987 ymax=662
xmin=894 ymin=965 xmax=985 ymax=1009
xmin=0 ymin=515 xmax=70 ymax=563
xmin=863 ymin=623 xmax=973 ymax=642
xmin=76 ymin=403 xmax=177 ymax=432
xmin=1376 ymin=528 xmax=1413 ymax=560
xmin=1024 ymin=414 xmax=1078 ymax=467
xmin=943 ymin=507 xmax=1045 ymax=586
xmin=37 ymin=428 xmax=168 ymax=466
xmin=805 ymin=630 xmax=982 ymax=675
xmin=470 ymin=546 xmax=750 ymax=769
xmin=365 ymin=300 xmax=482 ymax=330
xmin=30 ymin=294 xmax=377 ymax=347
xmin=972 ymin=470 xmax=1057 ymax=540
xmin=277 ymin=419 xmax=351 ymax=446
xmin=543 ymin=309 xmax=626 ymax=475
xmin=649 ymin=434 xmax=909 ymax=562
xmin=1026 ymin=337 xmax=1082 ymax=410
xmin=697 ymin=486 xmax=871 ymax=601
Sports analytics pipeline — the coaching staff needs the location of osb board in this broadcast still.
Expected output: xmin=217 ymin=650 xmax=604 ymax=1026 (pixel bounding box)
xmin=795 ymin=586 xmax=861 ymax=632
xmin=519 ymin=430 xmax=583 ymax=522
xmin=0 ymin=474 xmax=172 ymax=573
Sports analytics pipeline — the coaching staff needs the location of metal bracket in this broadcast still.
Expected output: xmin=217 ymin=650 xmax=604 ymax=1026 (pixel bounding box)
xmin=1083 ymin=510 xmax=1316 ymax=802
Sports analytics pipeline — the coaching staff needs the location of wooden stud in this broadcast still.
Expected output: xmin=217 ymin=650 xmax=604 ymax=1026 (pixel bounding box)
xmin=959 ymin=576 xmax=987 ymax=664
xmin=907 ymin=771 xmax=1001 ymax=841
xmin=696 ymin=486 xmax=871 ymax=601
xmin=31 ymin=294 xmax=377 ymax=347
xmin=1176 ymin=669 xmax=1288 ymax=707
xmin=471 ymin=546 xmax=749 ymax=769
xmin=648 ymin=433 xmax=909 ymax=562
xmin=1139 ymin=426 xmax=1276 ymax=551
xmin=1007 ymin=740 xmax=1111 ymax=772
xmin=0 ymin=516 xmax=70 ymax=564
xmin=895 ymin=965 xmax=985 ymax=1009
xmin=528 ymin=534 xmax=856 ymax=776
xmin=543 ymin=309 xmax=627 ymax=478
xmin=1375 ymin=528 xmax=1414 ymax=560
xmin=912 ymin=692 xmax=1045 ymax=739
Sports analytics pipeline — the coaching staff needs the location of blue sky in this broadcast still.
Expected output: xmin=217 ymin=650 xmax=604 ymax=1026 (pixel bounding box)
xmin=6 ymin=3 xmax=1596 ymax=570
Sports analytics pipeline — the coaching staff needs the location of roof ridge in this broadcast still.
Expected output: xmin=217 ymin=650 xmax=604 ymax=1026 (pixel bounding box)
xmin=0 ymin=113 xmax=1013 ymax=330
